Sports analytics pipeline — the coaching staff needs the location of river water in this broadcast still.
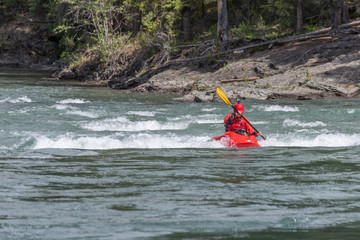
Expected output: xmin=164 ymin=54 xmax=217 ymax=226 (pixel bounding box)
xmin=1 ymin=69 xmax=360 ymax=239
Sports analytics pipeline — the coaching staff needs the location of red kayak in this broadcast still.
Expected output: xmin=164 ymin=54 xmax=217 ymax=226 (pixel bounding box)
xmin=212 ymin=131 xmax=261 ymax=148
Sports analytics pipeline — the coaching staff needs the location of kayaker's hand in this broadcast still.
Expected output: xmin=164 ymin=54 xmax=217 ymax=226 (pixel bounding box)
xmin=255 ymin=131 xmax=262 ymax=137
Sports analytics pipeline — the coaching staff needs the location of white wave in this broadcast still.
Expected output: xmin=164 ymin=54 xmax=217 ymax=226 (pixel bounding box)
xmin=347 ymin=109 xmax=356 ymax=114
xmin=0 ymin=145 xmax=11 ymax=150
xmin=261 ymin=133 xmax=360 ymax=147
xmin=168 ymin=114 xmax=219 ymax=121
xmin=34 ymin=133 xmax=224 ymax=149
xmin=82 ymin=117 xmax=190 ymax=131
xmin=167 ymin=114 xmax=197 ymax=121
xmin=0 ymin=97 xmax=10 ymax=103
xmin=295 ymin=129 xmax=331 ymax=134
xmin=57 ymin=99 xmax=89 ymax=104
xmin=251 ymin=121 xmax=268 ymax=125
xmin=14 ymin=96 xmax=32 ymax=103
xmin=0 ymin=96 xmax=32 ymax=103
xmin=126 ymin=111 xmax=157 ymax=117
xmin=262 ymin=105 xmax=299 ymax=112
xmin=126 ymin=133 xmax=223 ymax=149
xmin=53 ymin=104 xmax=75 ymax=110
xmin=201 ymin=107 xmax=217 ymax=112
xmin=167 ymin=114 xmax=222 ymax=124
xmin=66 ymin=110 xmax=99 ymax=118
xmin=52 ymin=104 xmax=102 ymax=118
xmin=34 ymin=135 xmax=122 ymax=150
xmin=283 ymin=119 xmax=326 ymax=128
xmin=196 ymin=119 xmax=222 ymax=124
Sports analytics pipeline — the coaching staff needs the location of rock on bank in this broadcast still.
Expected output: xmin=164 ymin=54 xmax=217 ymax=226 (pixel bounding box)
xmin=107 ymin=34 xmax=360 ymax=102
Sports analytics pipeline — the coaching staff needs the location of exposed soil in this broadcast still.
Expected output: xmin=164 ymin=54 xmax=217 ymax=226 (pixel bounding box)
xmin=105 ymin=33 xmax=360 ymax=102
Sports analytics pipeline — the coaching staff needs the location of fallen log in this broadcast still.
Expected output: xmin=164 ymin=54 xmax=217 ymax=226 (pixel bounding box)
xmin=221 ymin=77 xmax=259 ymax=83
xmin=169 ymin=20 xmax=360 ymax=64
xmin=298 ymin=20 xmax=360 ymax=35
xmin=231 ymin=20 xmax=360 ymax=54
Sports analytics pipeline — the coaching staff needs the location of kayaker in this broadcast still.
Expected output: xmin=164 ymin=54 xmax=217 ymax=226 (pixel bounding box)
xmin=224 ymin=102 xmax=262 ymax=137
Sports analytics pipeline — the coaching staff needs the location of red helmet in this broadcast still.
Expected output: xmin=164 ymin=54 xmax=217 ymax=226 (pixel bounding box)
xmin=234 ymin=103 xmax=244 ymax=114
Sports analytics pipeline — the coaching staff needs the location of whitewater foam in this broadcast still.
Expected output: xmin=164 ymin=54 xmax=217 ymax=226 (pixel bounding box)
xmin=82 ymin=117 xmax=190 ymax=132
xmin=251 ymin=121 xmax=268 ymax=125
xmin=53 ymin=104 xmax=76 ymax=110
xmin=196 ymin=119 xmax=222 ymax=124
xmin=34 ymin=135 xmax=123 ymax=150
xmin=126 ymin=111 xmax=157 ymax=117
xmin=0 ymin=96 xmax=32 ymax=103
xmin=166 ymin=114 xmax=222 ymax=124
xmin=283 ymin=119 xmax=326 ymax=128
xmin=201 ymin=107 xmax=217 ymax=112
xmin=66 ymin=110 xmax=100 ymax=118
xmin=261 ymin=105 xmax=299 ymax=112
xmin=262 ymin=133 xmax=360 ymax=147
xmin=34 ymin=133 xmax=223 ymax=149
xmin=57 ymin=99 xmax=89 ymax=104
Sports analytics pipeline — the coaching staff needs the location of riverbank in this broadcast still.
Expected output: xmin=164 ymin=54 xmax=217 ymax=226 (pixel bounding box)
xmin=151 ymin=34 xmax=360 ymax=102
xmin=59 ymin=32 xmax=360 ymax=102
xmin=1 ymin=15 xmax=360 ymax=102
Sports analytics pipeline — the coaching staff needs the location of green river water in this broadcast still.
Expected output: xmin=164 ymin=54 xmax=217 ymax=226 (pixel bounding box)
xmin=1 ymin=69 xmax=360 ymax=239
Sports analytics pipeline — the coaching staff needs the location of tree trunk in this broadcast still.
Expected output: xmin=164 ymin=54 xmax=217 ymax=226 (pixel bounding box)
xmin=296 ymin=0 xmax=303 ymax=34
xmin=342 ymin=1 xmax=349 ymax=23
xmin=132 ymin=10 xmax=142 ymax=37
xmin=201 ymin=0 xmax=205 ymax=18
xmin=182 ymin=6 xmax=193 ymax=41
xmin=319 ymin=0 xmax=333 ymax=27
xmin=318 ymin=0 xmax=322 ymax=26
xmin=332 ymin=0 xmax=343 ymax=29
xmin=217 ymin=0 xmax=230 ymax=48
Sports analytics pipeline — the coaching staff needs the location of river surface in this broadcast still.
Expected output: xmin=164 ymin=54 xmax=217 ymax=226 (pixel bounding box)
xmin=1 ymin=69 xmax=360 ymax=239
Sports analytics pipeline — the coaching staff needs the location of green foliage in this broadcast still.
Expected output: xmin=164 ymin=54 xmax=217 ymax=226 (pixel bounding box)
xmin=28 ymin=0 xmax=47 ymax=14
xmin=1 ymin=0 xmax=50 ymax=15
xmin=303 ymin=24 xmax=321 ymax=33
xmin=231 ymin=23 xmax=255 ymax=39
xmin=49 ymin=0 xmax=185 ymax=68
xmin=230 ymin=16 xmax=285 ymax=40
xmin=58 ymin=35 xmax=76 ymax=60
xmin=137 ymin=0 xmax=183 ymax=38
xmin=261 ymin=0 xmax=296 ymax=32
xmin=2 ymin=0 xmax=28 ymax=9
xmin=264 ymin=0 xmax=294 ymax=18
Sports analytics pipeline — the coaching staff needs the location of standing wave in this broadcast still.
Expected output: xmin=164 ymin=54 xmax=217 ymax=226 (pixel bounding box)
xmin=33 ymin=133 xmax=223 ymax=149
xmin=262 ymin=133 xmax=360 ymax=147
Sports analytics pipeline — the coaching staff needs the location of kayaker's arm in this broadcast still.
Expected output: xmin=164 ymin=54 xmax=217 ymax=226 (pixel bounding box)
xmin=241 ymin=115 xmax=266 ymax=140
xmin=224 ymin=113 xmax=235 ymax=130
xmin=254 ymin=131 xmax=262 ymax=137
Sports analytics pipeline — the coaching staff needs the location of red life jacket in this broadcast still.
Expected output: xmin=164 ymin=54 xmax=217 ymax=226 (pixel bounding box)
xmin=224 ymin=113 xmax=256 ymax=136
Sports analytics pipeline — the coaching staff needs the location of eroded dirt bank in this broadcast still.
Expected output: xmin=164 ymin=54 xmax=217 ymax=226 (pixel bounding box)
xmin=107 ymin=35 xmax=360 ymax=102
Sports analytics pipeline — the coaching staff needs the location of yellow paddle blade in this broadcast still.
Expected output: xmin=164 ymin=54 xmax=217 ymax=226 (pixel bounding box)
xmin=216 ymin=88 xmax=232 ymax=106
